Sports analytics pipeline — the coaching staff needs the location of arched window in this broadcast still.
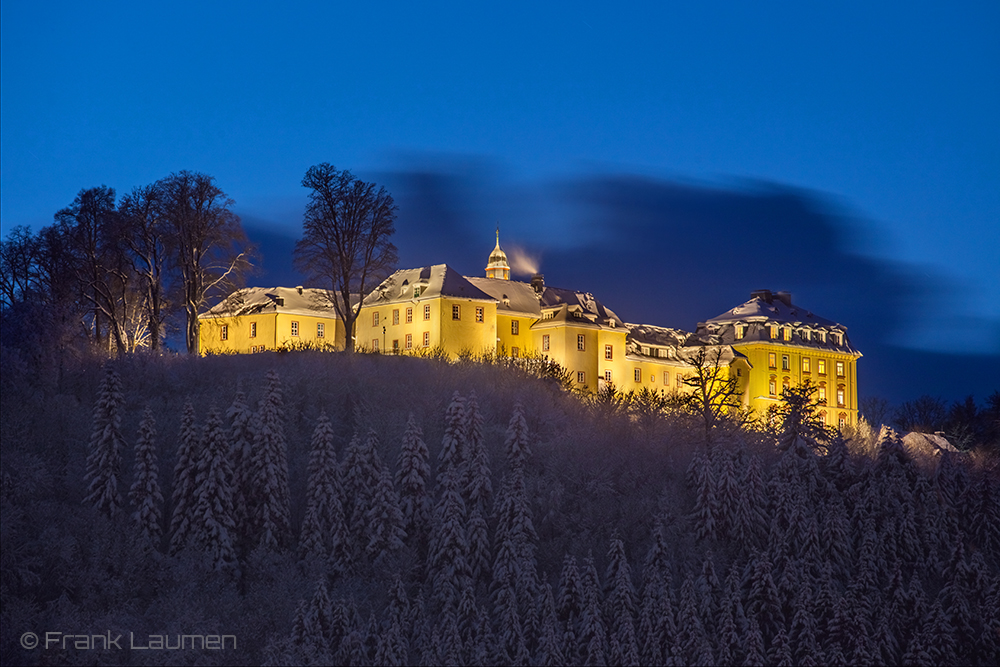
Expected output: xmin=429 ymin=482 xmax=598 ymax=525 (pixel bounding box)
xmin=769 ymin=376 xmax=777 ymax=396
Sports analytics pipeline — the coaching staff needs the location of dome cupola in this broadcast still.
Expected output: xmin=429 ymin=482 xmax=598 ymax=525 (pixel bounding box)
xmin=485 ymin=229 xmax=510 ymax=280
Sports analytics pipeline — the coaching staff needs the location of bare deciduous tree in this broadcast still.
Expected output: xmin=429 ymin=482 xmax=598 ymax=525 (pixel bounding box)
xmin=295 ymin=163 xmax=398 ymax=353
xmin=159 ymin=171 xmax=252 ymax=354
xmin=681 ymin=344 xmax=746 ymax=443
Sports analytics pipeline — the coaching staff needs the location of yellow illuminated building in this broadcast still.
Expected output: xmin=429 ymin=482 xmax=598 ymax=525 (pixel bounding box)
xmin=199 ymin=236 xmax=860 ymax=427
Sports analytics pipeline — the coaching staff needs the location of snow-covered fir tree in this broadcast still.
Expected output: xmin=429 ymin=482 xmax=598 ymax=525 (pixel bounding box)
xmin=299 ymin=411 xmax=348 ymax=566
xmin=365 ymin=463 xmax=406 ymax=562
xmin=227 ymin=384 xmax=256 ymax=543
xmin=252 ymin=369 xmax=291 ymax=549
xmin=396 ymin=413 xmax=431 ymax=550
xmin=85 ymin=364 xmax=125 ymax=517
xmin=129 ymin=405 xmax=162 ymax=545
xmin=169 ymin=398 xmax=201 ymax=553
xmin=437 ymin=391 xmax=466 ymax=487
xmin=194 ymin=406 xmax=237 ymax=570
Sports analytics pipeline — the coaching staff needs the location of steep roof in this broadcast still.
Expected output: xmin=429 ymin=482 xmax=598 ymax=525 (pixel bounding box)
xmin=706 ymin=295 xmax=839 ymax=328
xmin=466 ymin=277 xmax=541 ymax=316
xmin=200 ymin=286 xmax=346 ymax=319
xmin=363 ymin=264 xmax=495 ymax=306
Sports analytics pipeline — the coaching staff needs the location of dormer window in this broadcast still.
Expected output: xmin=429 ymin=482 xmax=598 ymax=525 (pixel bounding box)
xmin=641 ymin=346 xmax=650 ymax=356
xmin=769 ymin=325 xmax=778 ymax=339
xmin=413 ymin=287 xmax=421 ymax=298
xmin=783 ymin=328 xmax=791 ymax=342
xmin=734 ymin=324 xmax=745 ymax=339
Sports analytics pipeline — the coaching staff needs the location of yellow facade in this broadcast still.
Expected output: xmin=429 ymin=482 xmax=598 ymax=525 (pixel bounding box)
xmin=199 ymin=243 xmax=860 ymax=430
xmin=198 ymin=286 xmax=345 ymax=355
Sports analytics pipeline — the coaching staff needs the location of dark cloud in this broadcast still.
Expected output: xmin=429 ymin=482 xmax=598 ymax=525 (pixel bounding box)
xmin=241 ymin=162 xmax=997 ymax=405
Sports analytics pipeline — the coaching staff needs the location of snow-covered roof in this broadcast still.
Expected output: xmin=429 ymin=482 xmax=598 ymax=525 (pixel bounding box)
xmin=706 ymin=295 xmax=839 ymax=328
xmin=698 ymin=290 xmax=860 ymax=356
xmin=363 ymin=264 xmax=496 ymax=306
xmin=466 ymin=277 xmax=541 ymax=316
xmin=626 ymin=323 xmax=695 ymax=348
xmin=200 ymin=286 xmax=346 ymax=319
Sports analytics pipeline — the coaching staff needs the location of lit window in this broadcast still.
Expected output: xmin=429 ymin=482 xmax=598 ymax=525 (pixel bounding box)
xmin=634 ymin=368 xmax=642 ymax=383
xmin=783 ymin=328 xmax=791 ymax=342
xmin=663 ymin=372 xmax=670 ymax=385
xmin=782 ymin=377 xmax=791 ymax=393
xmin=769 ymin=325 xmax=778 ymax=339
xmin=605 ymin=370 xmax=613 ymax=383
xmin=406 ymin=307 xmax=413 ymax=323
xmin=769 ymin=377 xmax=777 ymax=396
xmin=837 ymin=386 xmax=845 ymax=407
xmin=512 ymin=346 xmax=519 ymax=358
xmin=221 ymin=324 xmax=228 ymax=341
xmin=542 ymin=334 xmax=550 ymax=351
xmin=802 ymin=357 xmax=810 ymax=373
xmin=424 ymin=305 xmax=431 ymax=320
xmin=476 ymin=307 xmax=484 ymax=323
xmin=291 ymin=321 xmax=299 ymax=337
xmin=735 ymin=324 xmax=745 ymax=339
xmin=452 ymin=305 xmax=461 ymax=320
xmin=372 ymin=339 xmax=379 ymax=352
xmin=818 ymin=359 xmax=826 ymax=375
xmin=818 ymin=384 xmax=827 ymax=404
xmin=405 ymin=333 xmax=412 ymax=349
xmin=577 ymin=371 xmax=586 ymax=384
xmin=250 ymin=321 xmax=257 ymax=338
xmin=782 ymin=355 xmax=790 ymax=371
xmin=372 ymin=312 xmax=379 ymax=326
xmin=392 ymin=309 xmax=399 ymax=325
xmin=768 ymin=352 xmax=777 ymax=369
xmin=577 ymin=334 xmax=585 ymax=351
xmin=423 ymin=332 xmax=430 ymax=347
xmin=511 ymin=320 xmax=519 ymax=335
xmin=317 ymin=322 xmax=325 ymax=338
xmin=838 ymin=414 xmax=847 ymax=429
xmin=605 ymin=344 xmax=613 ymax=360
xmin=836 ymin=361 xmax=845 ymax=378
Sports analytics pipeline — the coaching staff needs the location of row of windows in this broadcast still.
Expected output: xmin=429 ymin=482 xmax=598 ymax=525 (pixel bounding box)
xmin=220 ymin=321 xmax=326 ymax=341
xmin=373 ymin=305 xmax=433 ymax=326
xmin=372 ymin=331 xmax=433 ymax=351
xmin=767 ymin=353 xmax=845 ymax=377
xmin=768 ymin=376 xmax=847 ymax=406
xmin=734 ymin=323 xmax=843 ymax=346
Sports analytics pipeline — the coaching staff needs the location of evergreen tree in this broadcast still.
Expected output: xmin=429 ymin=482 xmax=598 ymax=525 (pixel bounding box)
xmin=85 ymin=364 xmax=125 ymax=517
xmin=253 ymin=370 xmax=291 ymax=549
xmin=604 ymin=535 xmax=639 ymax=666
xmin=437 ymin=392 xmax=466 ymax=487
xmin=557 ymin=555 xmax=585 ymax=664
xmin=427 ymin=462 xmax=471 ymax=609
xmin=775 ymin=379 xmax=830 ymax=452
xmin=366 ymin=463 xmax=406 ymax=562
xmin=169 ymin=398 xmax=201 ymax=553
xmin=580 ymin=556 xmax=608 ymax=667
xmin=463 ymin=391 xmax=492 ymax=507
xmin=536 ymin=582 xmax=566 ymax=667
xmin=227 ymin=385 xmax=255 ymax=542
xmin=299 ymin=411 xmax=347 ymax=565
xmin=505 ymin=401 xmax=531 ymax=472
xmin=194 ymin=406 xmax=237 ymax=570
xmin=129 ymin=405 xmax=162 ymax=545
xmin=396 ymin=413 xmax=432 ymax=549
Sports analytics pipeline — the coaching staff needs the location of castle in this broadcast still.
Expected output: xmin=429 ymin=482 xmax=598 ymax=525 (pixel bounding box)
xmin=199 ymin=233 xmax=861 ymax=428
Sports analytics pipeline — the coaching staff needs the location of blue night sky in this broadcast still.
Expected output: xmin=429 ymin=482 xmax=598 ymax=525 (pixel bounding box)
xmin=2 ymin=1 xmax=998 ymax=402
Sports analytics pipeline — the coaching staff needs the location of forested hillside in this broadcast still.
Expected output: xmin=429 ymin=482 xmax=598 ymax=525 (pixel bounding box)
xmin=1 ymin=351 xmax=998 ymax=666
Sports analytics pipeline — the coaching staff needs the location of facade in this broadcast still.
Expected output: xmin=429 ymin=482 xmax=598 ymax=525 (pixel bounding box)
xmin=695 ymin=289 xmax=862 ymax=428
xmin=199 ymin=237 xmax=860 ymax=427
xmin=198 ymin=286 xmax=346 ymax=354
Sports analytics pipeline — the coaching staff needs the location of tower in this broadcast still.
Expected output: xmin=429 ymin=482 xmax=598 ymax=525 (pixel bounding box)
xmin=485 ymin=229 xmax=510 ymax=280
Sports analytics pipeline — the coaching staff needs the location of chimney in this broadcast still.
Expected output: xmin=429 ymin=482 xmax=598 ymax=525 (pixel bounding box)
xmin=750 ymin=289 xmax=773 ymax=303
xmin=531 ymin=274 xmax=545 ymax=294
xmin=775 ymin=291 xmax=792 ymax=307
xmin=274 ymin=296 xmax=284 ymax=307
xmin=296 ymin=285 xmax=303 ymax=295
